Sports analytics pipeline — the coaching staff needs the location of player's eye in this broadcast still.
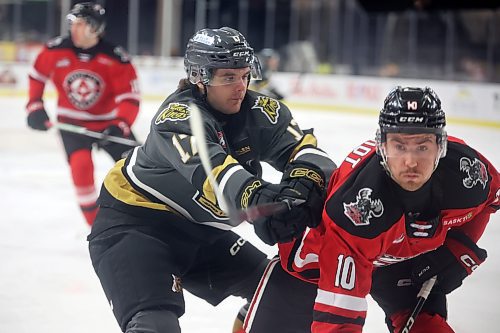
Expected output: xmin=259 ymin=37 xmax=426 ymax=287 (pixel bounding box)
xmin=223 ymin=76 xmax=236 ymax=83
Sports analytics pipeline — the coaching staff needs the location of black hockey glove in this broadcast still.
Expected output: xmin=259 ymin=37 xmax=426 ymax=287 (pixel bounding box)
xmin=280 ymin=160 xmax=326 ymax=228
xmin=99 ymin=120 xmax=132 ymax=146
xmin=243 ymin=180 xmax=309 ymax=245
xmin=411 ymin=231 xmax=487 ymax=294
xmin=26 ymin=101 xmax=50 ymax=131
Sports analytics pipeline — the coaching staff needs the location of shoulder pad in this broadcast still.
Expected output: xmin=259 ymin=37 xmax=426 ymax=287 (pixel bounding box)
xmin=438 ymin=141 xmax=490 ymax=208
xmin=112 ymin=46 xmax=131 ymax=63
xmin=46 ymin=36 xmax=71 ymax=49
xmin=247 ymin=90 xmax=289 ymax=125
xmin=98 ymin=40 xmax=131 ymax=63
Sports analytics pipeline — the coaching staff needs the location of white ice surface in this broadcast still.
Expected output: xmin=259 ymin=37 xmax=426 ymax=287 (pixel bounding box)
xmin=1 ymin=96 xmax=499 ymax=332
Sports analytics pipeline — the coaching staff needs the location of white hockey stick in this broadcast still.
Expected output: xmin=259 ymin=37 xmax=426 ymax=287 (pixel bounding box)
xmin=188 ymin=103 xmax=301 ymax=226
xmin=52 ymin=122 xmax=140 ymax=147
xmin=400 ymin=275 xmax=437 ymax=333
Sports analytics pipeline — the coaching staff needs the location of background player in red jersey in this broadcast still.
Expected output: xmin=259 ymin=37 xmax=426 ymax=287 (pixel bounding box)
xmin=25 ymin=2 xmax=140 ymax=226
xmin=243 ymin=86 xmax=500 ymax=333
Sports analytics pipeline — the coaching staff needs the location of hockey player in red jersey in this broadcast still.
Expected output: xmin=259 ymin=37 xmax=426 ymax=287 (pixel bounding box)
xmin=25 ymin=2 xmax=140 ymax=226
xmin=243 ymin=86 xmax=500 ymax=333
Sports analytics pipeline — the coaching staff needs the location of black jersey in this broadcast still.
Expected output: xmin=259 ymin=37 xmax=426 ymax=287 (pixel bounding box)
xmin=95 ymin=85 xmax=335 ymax=238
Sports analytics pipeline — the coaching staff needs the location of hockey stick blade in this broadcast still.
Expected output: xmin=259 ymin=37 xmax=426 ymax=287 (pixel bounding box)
xmin=52 ymin=122 xmax=140 ymax=147
xmin=400 ymin=275 xmax=437 ymax=333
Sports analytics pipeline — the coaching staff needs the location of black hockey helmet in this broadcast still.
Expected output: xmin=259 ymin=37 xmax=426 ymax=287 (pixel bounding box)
xmin=376 ymin=86 xmax=448 ymax=167
xmin=379 ymin=86 xmax=446 ymax=135
xmin=67 ymin=2 xmax=106 ymax=36
xmin=184 ymin=27 xmax=262 ymax=85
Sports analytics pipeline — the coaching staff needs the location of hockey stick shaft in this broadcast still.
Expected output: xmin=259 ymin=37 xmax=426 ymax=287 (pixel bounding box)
xmin=51 ymin=122 xmax=140 ymax=147
xmin=188 ymin=103 xmax=303 ymax=226
xmin=400 ymin=275 xmax=437 ymax=333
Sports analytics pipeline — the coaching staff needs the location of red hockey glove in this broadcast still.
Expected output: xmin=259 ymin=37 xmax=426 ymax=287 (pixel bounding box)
xmin=26 ymin=101 xmax=49 ymax=131
xmin=280 ymin=160 xmax=326 ymax=228
xmin=411 ymin=231 xmax=487 ymax=294
xmin=244 ymin=180 xmax=308 ymax=245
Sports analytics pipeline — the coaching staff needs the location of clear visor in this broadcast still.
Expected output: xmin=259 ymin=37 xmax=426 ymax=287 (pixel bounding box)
xmin=381 ymin=133 xmax=440 ymax=160
xmin=208 ymin=58 xmax=262 ymax=87
xmin=189 ymin=56 xmax=262 ymax=86
xmin=66 ymin=13 xmax=79 ymax=24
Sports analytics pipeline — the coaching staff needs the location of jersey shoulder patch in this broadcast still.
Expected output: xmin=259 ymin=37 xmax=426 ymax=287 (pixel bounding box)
xmin=248 ymin=90 xmax=283 ymax=125
xmin=98 ymin=40 xmax=131 ymax=63
xmin=438 ymin=141 xmax=490 ymax=209
xmin=46 ymin=36 xmax=72 ymax=49
xmin=154 ymin=102 xmax=191 ymax=125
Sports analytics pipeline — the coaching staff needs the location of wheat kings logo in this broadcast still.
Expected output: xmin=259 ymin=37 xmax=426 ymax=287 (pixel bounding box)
xmin=460 ymin=157 xmax=488 ymax=189
xmin=155 ymin=103 xmax=191 ymax=125
xmin=252 ymin=96 xmax=280 ymax=124
xmin=343 ymin=188 xmax=384 ymax=226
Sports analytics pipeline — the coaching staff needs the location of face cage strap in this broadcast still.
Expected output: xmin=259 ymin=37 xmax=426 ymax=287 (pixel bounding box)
xmin=375 ymin=129 xmax=448 ymax=177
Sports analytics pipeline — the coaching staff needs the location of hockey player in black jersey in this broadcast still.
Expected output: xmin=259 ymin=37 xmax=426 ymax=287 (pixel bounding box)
xmin=87 ymin=27 xmax=336 ymax=333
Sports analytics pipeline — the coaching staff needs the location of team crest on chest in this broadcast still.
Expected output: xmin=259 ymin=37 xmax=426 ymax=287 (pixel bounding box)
xmin=459 ymin=157 xmax=488 ymax=189
xmin=343 ymin=188 xmax=384 ymax=226
xmin=155 ymin=103 xmax=191 ymax=125
xmin=63 ymin=70 xmax=104 ymax=109
xmin=252 ymin=96 xmax=280 ymax=124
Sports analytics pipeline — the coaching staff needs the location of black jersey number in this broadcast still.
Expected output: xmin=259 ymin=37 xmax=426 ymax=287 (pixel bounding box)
xmin=335 ymin=254 xmax=356 ymax=290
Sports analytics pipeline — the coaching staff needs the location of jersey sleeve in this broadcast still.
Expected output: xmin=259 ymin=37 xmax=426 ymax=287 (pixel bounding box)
xmin=108 ymin=53 xmax=140 ymax=126
xmin=27 ymin=46 xmax=53 ymax=111
xmin=280 ymin=141 xmax=398 ymax=333
xmin=259 ymin=99 xmax=337 ymax=180
xmin=448 ymin=141 xmax=500 ymax=242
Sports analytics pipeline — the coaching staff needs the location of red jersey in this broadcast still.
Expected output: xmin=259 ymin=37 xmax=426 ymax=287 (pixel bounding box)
xmin=27 ymin=36 xmax=140 ymax=131
xmin=279 ymin=136 xmax=500 ymax=332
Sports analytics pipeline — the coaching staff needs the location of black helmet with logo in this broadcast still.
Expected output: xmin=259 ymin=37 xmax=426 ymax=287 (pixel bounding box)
xmin=379 ymin=86 xmax=446 ymax=135
xmin=184 ymin=27 xmax=262 ymax=85
xmin=67 ymin=2 xmax=106 ymax=36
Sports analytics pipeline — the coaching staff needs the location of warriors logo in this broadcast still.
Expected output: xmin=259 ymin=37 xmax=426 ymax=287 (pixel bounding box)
xmin=252 ymin=96 xmax=280 ymax=124
xmin=155 ymin=103 xmax=190 ymax=125
xmin=343 ymin=188 xmax=384 ymax=226
xmin=460 ymin=157 xmax=488 ymax=189
xmin=63 ymin=70 xmax=104 ymax=109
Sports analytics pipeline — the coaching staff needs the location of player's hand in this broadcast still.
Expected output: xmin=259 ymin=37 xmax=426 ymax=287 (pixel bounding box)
xmin=100 ymin=120 xmax=132 ymax=146
xmin=411 ymin=231 xmax=487 ymax=294
xmin=26 ymin=101 xmax=50 ymax=131
xmin=281 ymin=160 xmax=326 ymax=228
xmin=247 ymin=182 xmax=309 ymax=245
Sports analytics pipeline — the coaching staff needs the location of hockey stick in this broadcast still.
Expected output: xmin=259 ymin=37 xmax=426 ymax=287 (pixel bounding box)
xmin=51 ymin=122 xmax=140 ymax=147
xmin=400 ymin=275 xmax=437 ymax=333
xmin=188 ymin=103 xmax=302 ymax=226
